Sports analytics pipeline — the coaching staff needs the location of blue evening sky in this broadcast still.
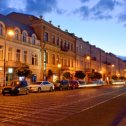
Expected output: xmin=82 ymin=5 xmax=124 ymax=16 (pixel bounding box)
xmin=0 ymin=0 xmax=126 ymax=56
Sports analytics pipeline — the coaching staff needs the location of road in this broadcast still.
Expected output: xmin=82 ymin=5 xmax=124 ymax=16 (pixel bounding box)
xmin=0 ymin=85 xmax=126 ymax=126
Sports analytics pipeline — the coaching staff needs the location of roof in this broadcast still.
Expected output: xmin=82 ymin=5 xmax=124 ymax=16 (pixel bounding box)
xmin=0 ymin=13 xmax=34 ymax=35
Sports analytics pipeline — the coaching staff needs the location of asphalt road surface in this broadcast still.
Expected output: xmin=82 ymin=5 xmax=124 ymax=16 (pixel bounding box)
xmin=0 ymin=85 xmax=126 ymax=126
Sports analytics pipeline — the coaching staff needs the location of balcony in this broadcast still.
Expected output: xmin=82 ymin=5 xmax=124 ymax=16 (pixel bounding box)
xmin=60 ymin=45 xmax=69 ymax=52
xmin=92 ymin=57 xmax=97 ymax=61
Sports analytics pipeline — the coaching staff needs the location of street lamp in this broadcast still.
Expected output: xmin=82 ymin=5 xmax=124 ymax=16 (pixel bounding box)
xmin=58 ymin=64 xmax=61 ymax=81
xmin=4 ymin=29 xmax=14 ymax=86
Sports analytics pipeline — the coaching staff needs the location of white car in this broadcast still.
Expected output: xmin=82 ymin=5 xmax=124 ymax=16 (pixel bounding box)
xmin=29 ymin=81 xmax=55 ymax=92
xmin=77 ymin=80 xmax=86 ymax=88
xmin=112 ymin=80 xmax=126 ymax=85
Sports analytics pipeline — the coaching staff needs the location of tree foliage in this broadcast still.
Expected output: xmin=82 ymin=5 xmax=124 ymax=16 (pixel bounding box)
xmin=75 ymin=71 xmax=85 ymax=79
xmin=90 ymin=72 xmax=102 ymax=79
xmin=63 ymin=72 xmax=71 ymax=79
xmin=111 ymin=75 xmax=118 ymax=80
xmin=15 ymin=65 xmax=32 ymax=78
xmin=47 ymin=69 xmax=53 ymax=77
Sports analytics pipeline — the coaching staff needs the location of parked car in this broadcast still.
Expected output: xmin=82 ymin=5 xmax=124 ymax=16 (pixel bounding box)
xmin=29 ymin=81 xmax=54 ymax=92
xmin=69 ymin=80 xmax=79 ymax=89
xmin=112 ymin=80 xmax=126 ymax=85
xmin=2 ymin=80 xmax=29 ymax=96
xmin=54 ymin=80 xmax=70 ymax=90
xmin=77 ymin=80 xmax=86 ymax=88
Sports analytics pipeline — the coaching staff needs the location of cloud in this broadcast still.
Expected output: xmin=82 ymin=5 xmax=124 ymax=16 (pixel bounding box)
xmin=25 ymin=0 xmax=57 ymax=15
xmin=75 ymin=0 xmax=126 ymax=22
xmin=81 ymin=0 xmax=89 ymax=3
xmin=0 ymin=0 xmax=64 ymax=16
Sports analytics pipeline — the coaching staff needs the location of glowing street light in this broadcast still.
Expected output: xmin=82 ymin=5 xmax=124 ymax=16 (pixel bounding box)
xmin=58 ymin=63 xmax=61 ymax=81
xmin=86 ymin=56 xmax=91 ymax=60
xmin=111 ymin=64 xmax=115 ymax=68
xmin=4 ymin=29 xmax=14 ymax=86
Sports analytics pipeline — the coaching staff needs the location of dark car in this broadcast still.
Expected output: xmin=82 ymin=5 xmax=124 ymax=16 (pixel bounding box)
xmin=69 ymin=80 xmax=79 ymax=89
xmin=2 ymin=80 xmax=29 ymax=96
xmin=54 ymin=80 xmax=70 ymax=90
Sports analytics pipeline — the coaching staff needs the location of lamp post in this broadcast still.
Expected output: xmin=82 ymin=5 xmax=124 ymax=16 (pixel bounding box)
xmin=3 ymin=29 xmax=14 ymax=86
xmin=58 ymin=64 xmax=61 ymax=81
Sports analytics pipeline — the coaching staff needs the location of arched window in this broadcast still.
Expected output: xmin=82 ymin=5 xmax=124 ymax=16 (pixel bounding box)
xmin=15 ymin=29 xmax=19 ymax=40
xmin=0 ymin=23 xmax=3 ymax=35
xmin=22 ymin=32 xmax=27 ymax=42
xmin=32 ymin=35 xmax=36 ymax=45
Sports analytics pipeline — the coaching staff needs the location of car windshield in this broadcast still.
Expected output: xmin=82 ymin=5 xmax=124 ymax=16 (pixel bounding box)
xmin=78 ymin=81 xmax=85 ymax=85
xmin=32 ymin=82 xmax=42 ymax=84
xmin=10 ymin=81 xmax=20 ymax=86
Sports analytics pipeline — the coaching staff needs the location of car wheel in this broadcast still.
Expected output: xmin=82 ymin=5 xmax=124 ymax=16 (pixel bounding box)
xmin=38 ymin=88 xmax=41 ymax=93
xmin=2 ymin=93 xmax=5 ymax=96
xmin=26 ymin=90 xmax=29 ymax=95
xmin=60 ymin=86 xmax=63 ymax=91
xmin=50 ymin=87 xmax=53 ymax=92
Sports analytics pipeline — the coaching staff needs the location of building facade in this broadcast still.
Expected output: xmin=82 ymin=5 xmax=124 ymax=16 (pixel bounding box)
xmin=0 ymin=12 xmax=126 ymax=85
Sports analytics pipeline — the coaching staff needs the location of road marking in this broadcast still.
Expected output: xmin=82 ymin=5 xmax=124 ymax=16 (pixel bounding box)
xmin=81 ymin=92 xmax=126 ymax=112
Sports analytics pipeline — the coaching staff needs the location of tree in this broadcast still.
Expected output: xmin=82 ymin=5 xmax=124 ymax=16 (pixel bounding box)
xmin=47 ymin=69 xmax=53 ymax=77
xmin=90 ymin=72 xmax=102 ymax=80
xmin=63 ymin=72 xmax=71 ymax=79
xmin=75 ymin=71 xmax=85 ymax=79
xmin=111 ymin=75 xmax=118 ymax=80
xmin=46 ymin=69 xmax=53 ymax=80
xmin=15 ymin=65 xmax=32 ymax=78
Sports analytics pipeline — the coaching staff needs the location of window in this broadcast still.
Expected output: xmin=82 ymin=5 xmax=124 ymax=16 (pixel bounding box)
xmin=32 ymin=54 xmax=38 ymax=65
xmin=52 ymin=54 xmax=55 ymax=65
xmin=57 ymin=55 xmax=59 ymax=64
xmin=71 ymin=59 xmax=74 ymax=67
xmin=52 ymin=35 xmax=55 ymax=44
xmin=22 ymin=32 xmax=27 ymax=42
xmin=8 ymin=47 xmax=12 ymax=61
xmin=16 ymin=49 xmax=20 ymax=61
xmin=71 ymin=43 xmax=73 ymax=51
xmin=32 ymin=35 xmax=36 ymax=45
xmin=24 ymin=51 xmax=27 ymax=63
xmin=0 ymin=49 xmax=3 ymax=60
xmin=0 ymin=24 xmax=3 ymax=35
xmin=44 ymin=32 xmax=48 ymax=42
xmin=60 ymin=39 xmax=63 ymax=47
xmin=15 ymin=30 xmax=19 ymax=40
xmin=68 ymin=59 xmax=70 ymax=67
xmin=56 ymin=37 xmax=59 ymax=46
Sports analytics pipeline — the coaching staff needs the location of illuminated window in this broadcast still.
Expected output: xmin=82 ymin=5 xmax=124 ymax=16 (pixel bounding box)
xmin=57 ymin=55 xmax=59 ymax=64
xmin=0 ymin=49 xmax=3 ymax=60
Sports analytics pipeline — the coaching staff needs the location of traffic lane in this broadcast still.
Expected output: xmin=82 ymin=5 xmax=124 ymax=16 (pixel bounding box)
xmin=0 ymin=85 xmax=125 ymax=110
xmin=0 ymin=85 xmax=126 ymax=126
xmin=49 ymin=92 xmax=126 ymax=126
